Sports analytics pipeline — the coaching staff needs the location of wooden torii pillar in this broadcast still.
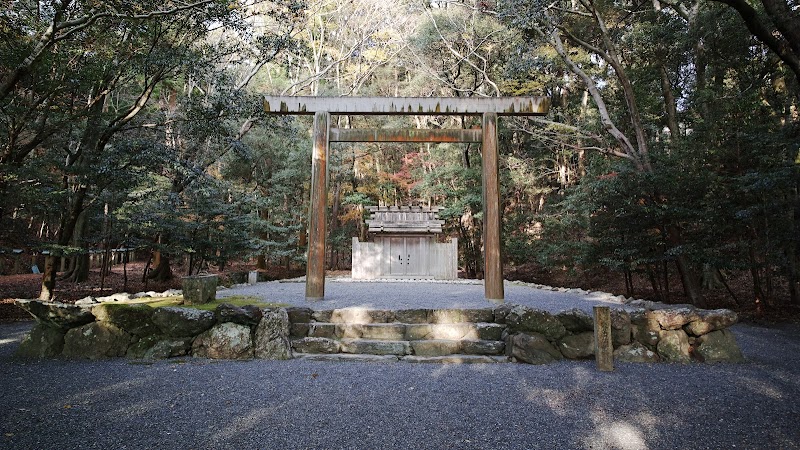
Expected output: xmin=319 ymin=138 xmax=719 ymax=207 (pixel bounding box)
xmin=263 ymin=96 xmax=550 ymax=302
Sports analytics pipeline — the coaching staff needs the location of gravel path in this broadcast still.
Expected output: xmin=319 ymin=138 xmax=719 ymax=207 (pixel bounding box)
xmin=2 ymin=282 xmax=799 ymax=449
xmin=218 ymin=279 xmax=629 ymax=312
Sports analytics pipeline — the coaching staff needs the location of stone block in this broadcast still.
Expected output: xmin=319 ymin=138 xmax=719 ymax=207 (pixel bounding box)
xmin=311 ymin=310 xmax=333 ymax=322
xmin=286 ymin=307 xmax=313 ymax=324
xmin=411 ymin=340 xmax=462 ymax=356
xmin=92 ymin=304 xmax=158 ymax=337
xmin=295 ymin=353 xmax=399 ymax=363
xmin=476 ymin=323 xmax=506 ymax=341
xmin=695 ymin=329 xmax=744 ymax=363
xmin=394 ymin=309 xmax=429 ymax=324
xmin=610 ymin=309 xmax=632 ymax=347
xmin=152 ymin=307 xmax=216 ymax=338
xmin=62 ymin=322 xmax=131 ymax=359
xmin=292 ymin=337 xmax=341 ymax=354
xmin=181 ymin=275 xmax=218 ymax=305
xmin=215 ymin=303 xmax=263 ymax=327
xmin=15 ymin=299 xmax=94 ymax=330
xmin=330 ymin=308 xmax=393 ymax=324
xmin=429 ymin=308 xmax=493 ymax=324
xmin=340 ymin=339 xmax=410 ymax=355
xmin=613 ymin=342 xmax=660 ymax=363
xmin=359 ymin=324 xmax=406 ymax=340
xmin=406 ymin=323 xmax=475 ymax=340
xmin=558 ymin=332 xmax=595 ymax=359
xmin=555 ymin=309 xmax=594 ymax=333
xmin=15 ymin=323 xmax=65 ymax=358
xmin=309 ymin=323 xmax=338 ymax=338
xmin=254 ymin=309 xmax=292 ymax=360
xmin=657 ymin=329 xmax=691 ymax=363
xmin=684 ymin=309 xmax=738 ymax=336
xmin=192 ymin=322 xmax=253 ymax=360
xmin=509 ymin=332 xmax=563 ymax=364
xmin=505 ymin=306 xmax=567 ymax=341
xmin=403 ymin=355 xmax=507 ymax=364
xmin=650 ymin=307 xmax=700 ymax=330
xmin=290 ymin=323 xmax=309 ymax=338
xmin=461 ymin=340 xmax=505 ymax=355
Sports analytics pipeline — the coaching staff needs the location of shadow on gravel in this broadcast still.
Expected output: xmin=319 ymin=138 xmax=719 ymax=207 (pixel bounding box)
xmin=0 ymin=322 xmax=799 ymax=449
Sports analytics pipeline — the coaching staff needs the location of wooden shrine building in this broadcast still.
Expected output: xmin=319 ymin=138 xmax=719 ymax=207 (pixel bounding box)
xmin=352 ymin=206 xmax=457 ymax=280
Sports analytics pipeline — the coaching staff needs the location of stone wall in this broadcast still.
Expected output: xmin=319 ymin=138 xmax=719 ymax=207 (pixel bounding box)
xmin=14 ymin=300 xmax=292 ymax=360
xmin=13 ymin=299 xmax=744 ymax=364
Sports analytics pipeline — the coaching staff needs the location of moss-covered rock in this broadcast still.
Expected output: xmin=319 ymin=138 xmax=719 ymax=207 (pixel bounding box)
xmin=509 ymin=332 xmax=563 ymax=364
xmin=15 ymin=299 xmax=94 ymax=330
xmin=192 ymin=322 xmax=253 ymax=360
xmin=92 ymin=303 xmax=158 ymax=337
xmin=15 ymin=323 xmax=66 ymax=358
xmin=557 ymin=332 xmax=595 ymax=359
xmin=152 ymin=307 xmax=215 ymax=337
xmin=555 ymin=309 xmax=594 ymax=333
xmin=62 ymin=322 xmax=131 ymax=359
xmin=505 ymin=306 xmax=567 ymax=341
xmin=657 ymin=329 xmax=691 ymax=363
xmin=695 ymin=329 xmax=744 ymax=363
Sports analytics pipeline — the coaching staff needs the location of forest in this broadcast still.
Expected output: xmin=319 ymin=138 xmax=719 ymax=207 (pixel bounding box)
xmin=0 ymin=0 xmax=798 ymax=315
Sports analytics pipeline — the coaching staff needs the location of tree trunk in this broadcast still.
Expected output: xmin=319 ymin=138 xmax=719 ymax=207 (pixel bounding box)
xmin=39 ymin=255 xmax=57 ymax=300
xmin=665 ymin=225 xmax=704 ymax=307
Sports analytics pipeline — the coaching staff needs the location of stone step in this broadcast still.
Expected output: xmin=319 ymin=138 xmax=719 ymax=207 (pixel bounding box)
xmin=403 ymin=355 xmax=509 ymax=364
xmin=302 ymin=322 xmax=505 ymax=341
xmin=292 ymin=337 xmax=505 ymax=357
xmin=298 ymin=307 xmax=496 ymax=325
xmin=294 ymin=353 xmax=400 ymax=363
xmin=293 ymin=353 xmax=508 ymax=364
xmin=340 ymin=339 xmax=412 ymax=356
xmin=410 ymin=339 xmax=505 ymax=356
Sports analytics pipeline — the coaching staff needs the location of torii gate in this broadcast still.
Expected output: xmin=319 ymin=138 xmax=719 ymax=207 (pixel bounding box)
xmin=263 ymin=96 xmax=550 ymax=303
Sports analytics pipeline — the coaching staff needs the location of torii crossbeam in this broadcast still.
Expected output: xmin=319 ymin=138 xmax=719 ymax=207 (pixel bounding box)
xmin=263 ymin=96 xmax=550 ymax=303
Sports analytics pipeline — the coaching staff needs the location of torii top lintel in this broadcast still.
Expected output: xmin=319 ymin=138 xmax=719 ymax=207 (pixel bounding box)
xmin=263 ymin=96 xmax=549 ymax=116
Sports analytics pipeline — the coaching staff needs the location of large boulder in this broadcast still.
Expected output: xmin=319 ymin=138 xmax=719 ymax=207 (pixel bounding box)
xmin=630 ymin=309 xmax=661 ymax=349
xmin=127 ymin=335 xmax=192 ymax=359
xmin=684 ymin=309 xmax=738 ymax=336
xmin=15 ymin=323 xmax=66 ymax=358
xmin=62 ymin=322 xmax=131 ymax=359
xmin=610 ymin=310 xmax=631 ymax=347
xmin=505 ymin=306 xmax=567 ymax=341
xmin=215 ymin=303 xmax=263 ymax=327
xmin=92 ymin=304 xmax=158 ymax=337
xmin=613 ymin=342 xmax=660 ymax=363
xmin=14 ymin=300 xmax=94 ymax=330
xmin=192 ymin=322 xmax=253 ymax=360
xmin=695 ymin=329 xmax=744 ymax=363
xmin=555 ymin=309 xmax=594 ymax=333
xmin=656 ymin=329 xmax=691 ymax=363
xmin=152 ymin=307 xmax=215 ymax=338
xmin=254 ymin=309 xmax=292 ymax=360
xmin=649 ymin=307 xmax=700 ymax=330
xmin=557 ymin=332 xmax=595 ymax=359
xmin=509 ymin=332 xmax=564 ymax=365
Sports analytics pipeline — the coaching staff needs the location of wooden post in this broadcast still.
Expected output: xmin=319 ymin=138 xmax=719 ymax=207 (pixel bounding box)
xmin=482 ymin=112 xmax=503 ymax=302
xmin=306 ymin=111 xmax=329 ymax=300
xmin=593 ymin=306 xmax=614 ymax=371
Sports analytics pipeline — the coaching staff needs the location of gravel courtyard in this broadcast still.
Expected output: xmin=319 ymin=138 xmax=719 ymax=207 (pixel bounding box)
xmin=1 ymin=281 xmax=799 ymax=449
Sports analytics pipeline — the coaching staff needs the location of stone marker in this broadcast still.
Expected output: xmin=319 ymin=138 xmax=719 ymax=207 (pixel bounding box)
xmin=181 ymin=274 xmax=218 ymax=305
xmin=593 ymin=306 xmax=614 ymax=371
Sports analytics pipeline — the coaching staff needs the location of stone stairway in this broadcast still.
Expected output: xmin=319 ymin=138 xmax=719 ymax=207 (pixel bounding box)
xmin=287 ymin=307 xmax=509 ymax=363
